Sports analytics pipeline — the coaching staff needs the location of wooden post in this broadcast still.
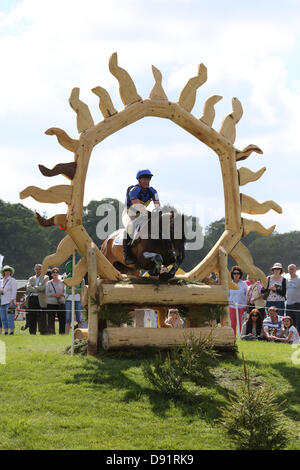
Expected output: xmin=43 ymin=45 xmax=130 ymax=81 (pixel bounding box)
xmin=218 ymin=246 xmax=229 ymax=327
xmin=87 ymin=242 xmax=99 ymax=356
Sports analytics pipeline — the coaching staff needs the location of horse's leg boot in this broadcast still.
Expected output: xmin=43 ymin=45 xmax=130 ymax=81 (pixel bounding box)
xmin=123 ymin=237 xmax=136 ymax=265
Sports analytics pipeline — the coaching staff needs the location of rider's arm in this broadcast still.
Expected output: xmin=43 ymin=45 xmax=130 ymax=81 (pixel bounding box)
xmin=131 ymin=199 xmax=149 ymax=215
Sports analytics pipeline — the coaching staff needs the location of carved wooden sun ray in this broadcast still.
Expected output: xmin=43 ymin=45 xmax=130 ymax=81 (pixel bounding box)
xmin=20 ymin=52 xmax=282 ymax=288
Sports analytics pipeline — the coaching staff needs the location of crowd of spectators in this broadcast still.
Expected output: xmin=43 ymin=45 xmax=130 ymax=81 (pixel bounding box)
xmin=0 ymin=263 xmax=84 ymax=336
xmin=228 ymin=262 xmax=300 ymax=344
xmin=1 ymin=260 xmax=300 ymax=344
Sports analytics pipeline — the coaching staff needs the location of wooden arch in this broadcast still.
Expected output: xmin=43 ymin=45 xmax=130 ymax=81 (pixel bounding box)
xmin=20 ymin=52 xmax=282 ymax=288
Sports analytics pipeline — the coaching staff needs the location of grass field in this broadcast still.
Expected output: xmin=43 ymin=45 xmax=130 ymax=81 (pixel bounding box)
xmin=0 ymin=322 xmax=299 ymax=450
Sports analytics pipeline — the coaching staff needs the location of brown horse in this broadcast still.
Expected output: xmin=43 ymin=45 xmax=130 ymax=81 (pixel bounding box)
xmin=101 ymin=211 xmax=189 ymax=279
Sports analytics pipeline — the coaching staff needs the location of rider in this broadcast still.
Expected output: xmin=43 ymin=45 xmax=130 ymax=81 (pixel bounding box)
xmin=122 ymin=169 xmax=161 ymax=265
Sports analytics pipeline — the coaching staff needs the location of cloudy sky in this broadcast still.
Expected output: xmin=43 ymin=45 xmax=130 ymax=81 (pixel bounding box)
xmin=1 ymin=0 xmax=300 ymax=234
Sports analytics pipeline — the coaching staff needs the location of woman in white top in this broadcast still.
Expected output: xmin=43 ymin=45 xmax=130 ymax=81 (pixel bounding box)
xmin=0 ymin=265 xmax=17 ymax=335
xmin=276 ymin=316 xmax=300 ymax=344
xmin=264 ymin=262 xmax=286 ymax=316
xmin=228 ymin=266 xmax=248 ymax=336
xmin=46 ymin=267 xmax=65 ymax=334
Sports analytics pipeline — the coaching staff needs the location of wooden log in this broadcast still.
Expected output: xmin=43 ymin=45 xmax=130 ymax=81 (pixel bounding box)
xmin=101 ymin=327 xmax=235 ymax=350
xmin=74 ymin=328 xmax=88 ymax=340
xmin=80 ymin=284 xmax=88 ymax=308
xmin=230 ymin=241 xmax=268 ymax=288
xmin=67 ymin=225 xmax=124 ymax=280
xmin=183 ymin=230 xmax=241 ymax=281
xmin=98 ymin=282 xmax=228 ymax=306
xmin=87 ymin=242 xmax=99 ymax=356
xmin=41 ymin=235 xmax=76 ymax=275
xmin=64 ymin=257 xmax=88 ymax=287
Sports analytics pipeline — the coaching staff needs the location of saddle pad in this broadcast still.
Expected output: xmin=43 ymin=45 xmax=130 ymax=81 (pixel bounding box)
xmin=112 ymin=229 xmax=126 ymax=246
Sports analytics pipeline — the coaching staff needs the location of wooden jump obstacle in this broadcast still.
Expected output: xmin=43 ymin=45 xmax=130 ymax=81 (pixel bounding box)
xmin=19 ymin=53 xmax=282 ymax=355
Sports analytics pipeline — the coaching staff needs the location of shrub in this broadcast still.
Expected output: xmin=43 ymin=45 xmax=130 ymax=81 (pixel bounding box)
xmin=220 ymin=356 xmax=289 ymax=450
xmin=142 ymin=351 xmax=185 ymax=397
xmin=178 ymin=333 xmax=218 ymax=384
xmin=65 ymin=339 xmax=88 ymax=356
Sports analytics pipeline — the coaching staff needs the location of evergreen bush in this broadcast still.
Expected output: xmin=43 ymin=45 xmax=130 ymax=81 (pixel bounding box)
xmin=220 ymin=356 xmax=290 ymax=450
xmin=142 ymin=351 xmax=185 ymax=397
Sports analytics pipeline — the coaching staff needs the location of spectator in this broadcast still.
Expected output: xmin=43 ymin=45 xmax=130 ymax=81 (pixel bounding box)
xmin=263 ymin=306 xmax=283 ymax=342
xmin=263 ymin=262 xmax=286 ymax=316
xmin=276 ymin=316 xmax=300 ymax=344
xmin=241 ymin=309 xmax=265 ymax=341
xmin=25 ymin=264 xmax=49 ymax=335
xmin=285 ymin=264 xmax=300 ymax=335
xmin=246 ymin=276 xmax=266 ymax=319
xmin=0 ymin=265 xmax=17 ymax=335
xmin=164 ymin=308 xmax=184 ymax=328
xmin=46 ymin=268 xmax=66 ymax=334
xmin=228 ymin=266 xmax=248 ymax=336
xmin=64 ymin=260 xmax=84 ymax=334
xmin=65 ymin=281 xmax=84 ymax=334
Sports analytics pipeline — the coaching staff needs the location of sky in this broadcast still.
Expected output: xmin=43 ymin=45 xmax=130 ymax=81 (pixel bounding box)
xmin=1 ymin=0 xmax=300 ymax=235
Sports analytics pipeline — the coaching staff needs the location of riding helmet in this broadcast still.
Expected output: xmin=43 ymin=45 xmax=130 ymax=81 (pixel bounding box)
xmin=136 ymin=169 xmax=153 ymax=180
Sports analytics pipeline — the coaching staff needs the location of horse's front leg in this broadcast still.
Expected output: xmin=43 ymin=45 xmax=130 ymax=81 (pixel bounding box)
xmin=142 ymin=252 xmax=163 ymax=276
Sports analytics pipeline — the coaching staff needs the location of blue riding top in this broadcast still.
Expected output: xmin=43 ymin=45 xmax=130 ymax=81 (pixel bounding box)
xmin=126 ymin=184 xmax=159 ymax=208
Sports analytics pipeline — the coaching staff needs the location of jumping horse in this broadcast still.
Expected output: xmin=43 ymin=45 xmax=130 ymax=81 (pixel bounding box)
xmin=101 ymin=211 xmax=189 ymax=279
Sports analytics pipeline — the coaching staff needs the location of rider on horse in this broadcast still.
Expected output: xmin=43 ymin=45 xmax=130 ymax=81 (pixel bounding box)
xmin=122 ymin=169 xmax=161 ymax=265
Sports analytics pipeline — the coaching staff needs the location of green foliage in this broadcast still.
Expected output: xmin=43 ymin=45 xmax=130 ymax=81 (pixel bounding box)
xmin=92 ymin=295 xmax=134 ymax=327
xmin=142 ymin=351 xmax=185 ymax=397
xmin=65 ymin=339 xmax=88 ymax=356
xmin=2 ymin=196 xmax=300 ymax=280
xmin=180 ymin=304 xmax=227 ymax=323
xmin=178 ymin=333 xmax=218 ymax=384
xmin=220 ymin=357 xmax=290 ymax=450
xmin=82 ymin=198 xmax=124 ymax=246
xmin=0 ymin=199 xmax=64 ymax=278
xmin=142 ymin=333 xmax=219 ymax=394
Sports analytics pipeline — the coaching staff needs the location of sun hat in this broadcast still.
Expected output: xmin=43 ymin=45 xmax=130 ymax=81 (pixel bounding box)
xmin=271 ymin=262 xmax=283 ymax=271
xmin=0 ymin=265 xmax=15 ymax=275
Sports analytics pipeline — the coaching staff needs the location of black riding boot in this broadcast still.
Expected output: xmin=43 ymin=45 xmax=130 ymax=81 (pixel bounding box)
xmin=123 ymin=235 xmax=136 ymax=265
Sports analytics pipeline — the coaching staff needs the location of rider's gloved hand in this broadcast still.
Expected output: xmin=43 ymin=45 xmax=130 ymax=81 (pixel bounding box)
xmin=152 ymin=206 xmax=162 ymax=214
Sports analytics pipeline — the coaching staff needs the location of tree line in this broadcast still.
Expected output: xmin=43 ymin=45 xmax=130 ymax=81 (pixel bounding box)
xmin=1 ymin=198 xmax=299 ymax=279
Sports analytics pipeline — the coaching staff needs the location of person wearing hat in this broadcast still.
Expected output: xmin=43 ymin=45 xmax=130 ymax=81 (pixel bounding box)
xmin=122 ymin=169 xmax=161 ymax=265
xmin=263 ymin=262 xmax=286 ymax=316
xmin=0 ymin=265 xmax=17 ymax=335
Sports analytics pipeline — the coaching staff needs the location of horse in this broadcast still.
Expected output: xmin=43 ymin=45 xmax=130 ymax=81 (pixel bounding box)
xmin=100 ymin=211 xmax=189 ymax=279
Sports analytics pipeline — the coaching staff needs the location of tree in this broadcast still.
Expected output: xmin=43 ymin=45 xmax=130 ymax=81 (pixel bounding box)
xmin=0 ymin=200 xmax=64 ymax=278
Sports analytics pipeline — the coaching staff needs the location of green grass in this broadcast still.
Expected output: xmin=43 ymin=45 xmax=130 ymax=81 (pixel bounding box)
xmin=0 ymin=323 xmax=299 ymax=450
